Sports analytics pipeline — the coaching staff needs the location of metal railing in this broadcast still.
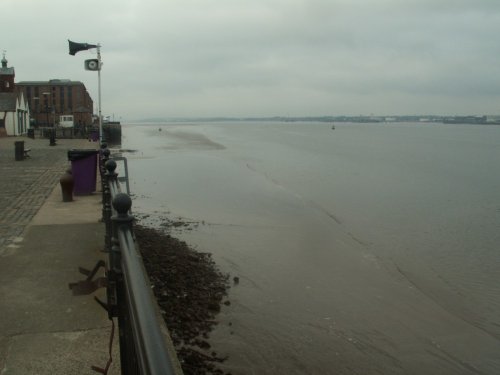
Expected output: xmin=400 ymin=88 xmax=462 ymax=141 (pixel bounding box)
xmin=99 ymin=145 xmax=180 ymax=375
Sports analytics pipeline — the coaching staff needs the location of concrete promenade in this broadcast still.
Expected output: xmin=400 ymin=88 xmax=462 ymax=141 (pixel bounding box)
xmin=0 ymin=136 xmax=120 ymax=374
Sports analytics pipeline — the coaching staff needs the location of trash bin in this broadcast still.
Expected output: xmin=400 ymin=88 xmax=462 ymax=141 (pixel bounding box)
xmin=27 ymin=129 xmax=35 ymax=139
xmin=14 ymin=141 xmax=24 ymax=161
xmin=67 ymin=149 xmax=99 ymax=195
xmin=89 ymin=130 xmax=99 ymax=142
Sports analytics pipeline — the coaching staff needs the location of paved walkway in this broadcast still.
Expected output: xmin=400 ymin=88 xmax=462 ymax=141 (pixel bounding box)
xmin=0 ymin=135 xmax=121 ymax=374
xmin=0 ymin=136 xmax=100 ymax=249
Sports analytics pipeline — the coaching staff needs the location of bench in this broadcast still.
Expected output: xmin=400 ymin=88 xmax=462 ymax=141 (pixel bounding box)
xmin=24 ymin=148 xmax=31 ymax=158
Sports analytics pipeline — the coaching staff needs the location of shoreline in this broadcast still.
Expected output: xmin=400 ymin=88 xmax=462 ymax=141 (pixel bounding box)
xmin=135 ymin=224 xmax=232 ymax=375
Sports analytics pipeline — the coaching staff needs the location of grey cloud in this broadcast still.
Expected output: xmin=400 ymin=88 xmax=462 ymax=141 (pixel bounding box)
xmin=2 ymin=0 xmax=500 ymax=118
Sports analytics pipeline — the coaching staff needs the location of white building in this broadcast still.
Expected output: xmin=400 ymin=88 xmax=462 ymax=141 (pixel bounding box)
xmin=0 ymin=92 xmax=30 ymax=136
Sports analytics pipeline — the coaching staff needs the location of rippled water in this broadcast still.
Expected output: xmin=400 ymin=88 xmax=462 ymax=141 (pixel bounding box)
xmin=121 ymin=121 xmax=500 ymax=374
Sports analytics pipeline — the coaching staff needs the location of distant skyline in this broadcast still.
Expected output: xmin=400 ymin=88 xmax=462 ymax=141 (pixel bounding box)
xmin=2 ymin=0 xmax=500 ymax=120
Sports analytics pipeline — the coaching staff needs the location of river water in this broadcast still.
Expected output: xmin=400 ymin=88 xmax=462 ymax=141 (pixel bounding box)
xmin=120 ymin=121 xmax=500 ymax=375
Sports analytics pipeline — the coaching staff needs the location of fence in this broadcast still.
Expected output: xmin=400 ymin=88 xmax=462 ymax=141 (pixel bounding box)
xmin=32 ymin=124 xmax=121 ymax=143
xmin=99 ymin=145 xmax=180 ymax=375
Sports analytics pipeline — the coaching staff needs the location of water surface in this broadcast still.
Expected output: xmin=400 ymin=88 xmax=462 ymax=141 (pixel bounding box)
xmin=121 ymin=121 xmax=500 ymax=374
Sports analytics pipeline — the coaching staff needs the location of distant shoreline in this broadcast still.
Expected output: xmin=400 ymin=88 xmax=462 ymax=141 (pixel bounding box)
xmin=131 ymin=116 xmax=500 ymax=125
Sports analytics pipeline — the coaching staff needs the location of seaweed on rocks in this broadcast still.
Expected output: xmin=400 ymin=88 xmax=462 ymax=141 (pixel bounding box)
xmin=134 ymin=225 xmax=231 ymax=375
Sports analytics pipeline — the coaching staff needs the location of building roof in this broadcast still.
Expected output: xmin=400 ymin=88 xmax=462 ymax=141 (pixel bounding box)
xmin=0 ymin=55 xmax=14 ymax=76
xmin=17 ymin=79 xmax=84 ymax=86
xmin=0 ymin=93 xmax=17 ymax=111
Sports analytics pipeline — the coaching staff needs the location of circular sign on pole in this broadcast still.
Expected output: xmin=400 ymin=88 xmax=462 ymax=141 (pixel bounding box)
xmin=84 ymin=59 xmax=100 ymax=71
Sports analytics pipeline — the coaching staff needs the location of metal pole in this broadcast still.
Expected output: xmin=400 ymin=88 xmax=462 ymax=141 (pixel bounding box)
xmin=43 ymin=92 xmax=50 ymax=127
xmin=97 ymin=44 xmax=103 ymax=144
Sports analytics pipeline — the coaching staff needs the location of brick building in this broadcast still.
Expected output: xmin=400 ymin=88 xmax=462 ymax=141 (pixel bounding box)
xmin=17 ymin=79 xmax=94 ymax=127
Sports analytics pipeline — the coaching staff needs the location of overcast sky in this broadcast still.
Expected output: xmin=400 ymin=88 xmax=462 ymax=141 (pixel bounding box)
xmin=2 ymin=0 xmax=500 ymax=120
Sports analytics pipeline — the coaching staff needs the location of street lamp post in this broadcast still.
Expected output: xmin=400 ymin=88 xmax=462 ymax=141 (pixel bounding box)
xmin=97 ymin=44 xmax=103 ymax=143
xmin=42 ymin=92 xmax=50 ymax=127
xmin=32 ymin=97 xmax=39 ymax=128
xmin=42 ymin=91 xmax=56 ymax=145
xmin=68 ymin=40 xmax=103 ymax=144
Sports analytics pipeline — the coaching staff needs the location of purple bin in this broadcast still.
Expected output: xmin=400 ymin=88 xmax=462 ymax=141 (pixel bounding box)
xmin=67 ymin=149 xmax=98 ymax=195
xmin=89 ymin=131 xmax=99 ymax=142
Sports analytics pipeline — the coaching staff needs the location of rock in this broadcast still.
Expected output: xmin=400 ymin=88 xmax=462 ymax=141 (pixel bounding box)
xmin=135 ymin=225 xmax=231 ymax=375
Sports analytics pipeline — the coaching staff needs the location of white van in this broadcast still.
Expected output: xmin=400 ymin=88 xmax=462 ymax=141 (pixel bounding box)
xmin=59 ymin=115 xmax=74 ymax=128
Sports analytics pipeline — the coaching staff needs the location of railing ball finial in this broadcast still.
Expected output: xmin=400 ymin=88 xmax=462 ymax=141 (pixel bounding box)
xmin=112 ymin=193 xmax=132 ymax=216
xmin=105 ymin=159 xmax=117 ymax=174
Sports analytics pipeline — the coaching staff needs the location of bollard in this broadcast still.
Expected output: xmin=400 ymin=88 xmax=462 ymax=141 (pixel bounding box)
xmin=14 ymin=141 xmax=25 ymax=161
xmin=49 ymin=130 xmax=56 ymax=146
xmin=59 ymin=169 xmax=74 ymax=202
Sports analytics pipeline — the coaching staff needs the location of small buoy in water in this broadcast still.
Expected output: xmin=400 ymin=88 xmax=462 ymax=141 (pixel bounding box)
xmin=159 ymin=128 xmax=162 ymax=131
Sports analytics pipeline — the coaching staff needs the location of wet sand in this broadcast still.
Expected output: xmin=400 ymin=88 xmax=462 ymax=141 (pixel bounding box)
xmin=123 ymin=122 xmax=500 ymax=374
xmin=176 ymin=208 xmax=499 ymax=375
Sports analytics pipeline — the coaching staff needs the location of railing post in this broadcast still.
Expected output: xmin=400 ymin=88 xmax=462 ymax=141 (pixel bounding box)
xmin=103 ymin=159 xmax=116 ymax=253
xmin=103 ymin=158 xmax=120 ymax=324
xmin=100 ymin=144 xmax=109 ymax=221
xmin=112 ymin=193 xmax=140 ymax=374
xmin=110 ymin=189 xmax=127 ymax=281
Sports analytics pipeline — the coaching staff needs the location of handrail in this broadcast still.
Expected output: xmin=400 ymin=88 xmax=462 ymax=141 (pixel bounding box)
xmin=100 ymin=144 xmax=181 ymax=375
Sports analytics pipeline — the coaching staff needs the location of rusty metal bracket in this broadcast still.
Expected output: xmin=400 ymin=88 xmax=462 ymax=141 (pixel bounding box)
xmin=91 ymin=318 xmax=115 ymax=375
xmin=69 ymin=260 xmax=108 ymax=295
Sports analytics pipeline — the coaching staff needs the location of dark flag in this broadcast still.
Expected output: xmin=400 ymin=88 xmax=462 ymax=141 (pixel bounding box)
xmin=68 ymin=40 xmax=98 ymax=55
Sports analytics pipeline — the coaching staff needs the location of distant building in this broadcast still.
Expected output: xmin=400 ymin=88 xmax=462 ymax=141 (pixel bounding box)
xmin=0 ymin=54 xmax=15 ymax=93
xmin=0 ymin=54 xmax=30 ymax=136
xmin=442 ymin=116 xmax=487 ymax=124
xmin=17 ymin=79 xmax=93 ymax=128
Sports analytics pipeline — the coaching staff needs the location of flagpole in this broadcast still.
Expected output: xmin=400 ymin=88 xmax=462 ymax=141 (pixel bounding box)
xmin=97 ymin=44 xmax=103 ymax=144
xmin=68 ymin=40 xmax=102 ymax=142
